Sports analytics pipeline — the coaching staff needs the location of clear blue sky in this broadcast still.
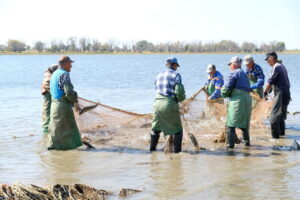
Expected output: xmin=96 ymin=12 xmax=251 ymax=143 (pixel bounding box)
xmin=0 ymin=0 xmax=299 ymax=49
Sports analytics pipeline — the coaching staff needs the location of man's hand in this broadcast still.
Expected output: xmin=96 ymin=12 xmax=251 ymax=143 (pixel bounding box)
xmin=73 ymin=102 xmax=82 ymax=113
xmin=263 ymin=83 xmax=272 ymax=101
xmin=263 ymin=92 xmax=268 ymax=101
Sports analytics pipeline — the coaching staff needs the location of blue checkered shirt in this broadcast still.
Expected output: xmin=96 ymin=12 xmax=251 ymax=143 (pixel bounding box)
xmin=245 ymin=63 xmax=265 ymax=89
xmin=155 ymin=68 xmax=182 ymax=97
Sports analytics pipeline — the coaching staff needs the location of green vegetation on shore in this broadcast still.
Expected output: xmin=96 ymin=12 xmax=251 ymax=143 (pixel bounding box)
xmin=1 ymin=50 xmax=299 ymax=55
xmin=0 ymin=38 xmax=296 ymax=55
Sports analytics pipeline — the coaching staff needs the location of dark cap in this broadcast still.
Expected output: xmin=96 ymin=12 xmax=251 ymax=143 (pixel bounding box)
xmin=58 ymin=56 xmax=74 ymax=64
xmin=265 ymin=52 xmax=277 ymax=61
xmin=48 ymin=64 xmax=58 ymax=73
xmin=166 ymin=57 xmax=180 ymax=66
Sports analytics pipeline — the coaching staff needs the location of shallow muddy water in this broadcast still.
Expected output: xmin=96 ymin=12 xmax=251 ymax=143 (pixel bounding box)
xmin=0 ymin=54 xmax=300 ymax=199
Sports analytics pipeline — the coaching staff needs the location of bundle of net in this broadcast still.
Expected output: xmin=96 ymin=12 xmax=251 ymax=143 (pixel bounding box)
xmin=75 ymin=89 xmax=272 ymax=151
xmin=75 ymin=97 xmax=153 ymax=150
xmin=180 ymin=90 xmax=272 ymax=150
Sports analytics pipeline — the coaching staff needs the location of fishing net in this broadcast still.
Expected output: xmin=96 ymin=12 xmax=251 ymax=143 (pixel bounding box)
xmin=76 ymin=88 xmax=272 ymax=151
xmin=76 ymin=98 xmax=153 ymax=149
xmin=0 ymin=183 xmax=141 ymax=199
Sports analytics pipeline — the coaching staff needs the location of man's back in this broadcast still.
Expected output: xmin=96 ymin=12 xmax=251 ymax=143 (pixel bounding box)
xmin=155 ymin=68 xmax=181 ymax=97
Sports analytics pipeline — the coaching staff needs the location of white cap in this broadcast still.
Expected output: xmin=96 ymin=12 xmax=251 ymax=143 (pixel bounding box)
xmin=244 ymin=55 xmax=254 ymax=65
xmin=227 ymin=56 xmax=242 ymax=65
xmin=206 ymin=64 xmax=216 ymax=73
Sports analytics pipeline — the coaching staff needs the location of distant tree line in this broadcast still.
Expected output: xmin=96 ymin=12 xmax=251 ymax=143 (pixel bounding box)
xmin=0 ymin=38 xmax=286 ymax=53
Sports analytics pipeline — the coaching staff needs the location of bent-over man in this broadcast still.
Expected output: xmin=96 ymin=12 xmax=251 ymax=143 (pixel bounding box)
xmin=205 ymin=64 xmax=224 ymax=100
xmin=244 ymin=55 xmax=265 ymax=99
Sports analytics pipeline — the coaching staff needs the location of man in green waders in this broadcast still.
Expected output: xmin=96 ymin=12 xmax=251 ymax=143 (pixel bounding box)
xmin=244 ymin=55 xmax=265 ymax=101
xmin=204 ymin=64 xmax=224 ymax=100
xmin=41 ymin=64 xmax=58 ymax=134
xmin=48 ymin=56 xmax=82 ymax=150
xmin=222 ymin=56 xmax=252 ymax=149
xmin=150 ymin=57 xmax=186 ymax=153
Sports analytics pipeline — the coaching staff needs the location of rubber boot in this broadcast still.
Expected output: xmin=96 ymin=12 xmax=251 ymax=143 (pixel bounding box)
xmin=226 ymin=126 xmax=236 ymax=149
xmin=173 ymin=131 xmax=183 ymax=153
xmin=150 ymin=130 xmax=161 ymax=151
xmin=241 ymin=128 xmax=250 ymax=146
xmin=271 ymin=123 xmax=280 ymax=139
xmin=280 ymin=118 xmax=285 ymax=136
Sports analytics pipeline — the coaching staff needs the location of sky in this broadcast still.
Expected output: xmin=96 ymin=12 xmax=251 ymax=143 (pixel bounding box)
xmin=0 ymin=0 xmax=299 ymax=49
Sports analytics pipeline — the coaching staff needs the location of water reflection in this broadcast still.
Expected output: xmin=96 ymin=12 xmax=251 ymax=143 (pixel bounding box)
xmin=216 ymin=155 xmax=256 ymax=200
xmin=149 ymin=153 xmax=186 ymax=199
xmin=40 ymin=150 xmax=82 ymax=184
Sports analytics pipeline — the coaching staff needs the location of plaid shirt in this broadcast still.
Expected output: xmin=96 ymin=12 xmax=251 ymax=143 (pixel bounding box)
xmin=245 ymin=63 xmax=265 ymax=89
xmin=155 ymin=68 xmax=182 ymax=97
xmin=58 ymin=72 xmax=72 ymax=91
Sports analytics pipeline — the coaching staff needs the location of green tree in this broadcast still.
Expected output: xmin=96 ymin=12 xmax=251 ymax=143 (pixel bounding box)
xmin=275 ymin=41 xmax=285 ymax=52
xmin=33 ymin=41 xmax=45 ymax=52
xmin=7 ymin=40 xmax=26 ymax=52
xmin=134 ymin=40 xmax=150 ymax=52
xmin=67 ymin=37 xmax=78 ymax=52
xmin=241 ymin=42 xmax=256 ymax=52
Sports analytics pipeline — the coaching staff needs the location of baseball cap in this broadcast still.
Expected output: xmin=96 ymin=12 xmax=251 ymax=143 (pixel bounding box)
xmin=166 ymin=57 xmax=180 ymax=66
xmin=58 ymin=56 xmax=74 ymax=64
xmin=227 ymin=56 xmax=242 ymax=65
xmin=265 ymin=52 xmax=278 ymax=61
xmin=206 ymin=64 xmax=216 ymax=73
xmin=244 ymin=55 xmax=254 ymax=65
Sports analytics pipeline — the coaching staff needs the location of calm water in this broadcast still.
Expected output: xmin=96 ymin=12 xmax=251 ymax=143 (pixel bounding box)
xmin=0 ymin=54 xmax=300 ymax=199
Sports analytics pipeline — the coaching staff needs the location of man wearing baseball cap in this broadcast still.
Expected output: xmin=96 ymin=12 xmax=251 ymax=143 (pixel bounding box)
xmin=222 ymin=56 xmax=252 ymax=148
xmin=264 ymin=52 xmax=291 ymax=138
xmin=244 ymin=55 xmax=265 ymax=99
xmin=204 ymin=64 xmax=224 ymax=100
xmin=48 ymin=56 xmax=83 ymax=150
xmin=150 ymin=57 xmax=186 ymax=153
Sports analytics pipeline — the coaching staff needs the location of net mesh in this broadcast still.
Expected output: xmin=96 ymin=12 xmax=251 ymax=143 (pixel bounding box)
xmin=76 ymin=89 xmax=272 ymax=150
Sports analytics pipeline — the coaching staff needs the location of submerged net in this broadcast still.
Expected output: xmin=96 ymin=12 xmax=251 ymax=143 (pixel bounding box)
xmin=76 ymin=88 xmax=272 ymax=150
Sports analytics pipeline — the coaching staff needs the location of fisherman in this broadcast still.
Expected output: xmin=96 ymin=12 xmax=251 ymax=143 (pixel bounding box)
xmin=48 ymin=56 xmax=82 ymax=150
xmin=264 ymin=52 xmax=291 ymax=138
xmin=41 ymin=64 xmax=58 ymax=134
xmin=244 ymin=55 xmax=265 ymax=99
xmin=222 ymin=56 xmax=252 ymax=148
xmin=205 ymin=64 xmax=224 ymax=100
xmin=150 ymin=57 xmax=186 ymax=153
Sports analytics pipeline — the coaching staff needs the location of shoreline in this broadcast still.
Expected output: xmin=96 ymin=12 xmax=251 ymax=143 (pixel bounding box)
xmin=1 ymin=50 xmax=300 ymax=55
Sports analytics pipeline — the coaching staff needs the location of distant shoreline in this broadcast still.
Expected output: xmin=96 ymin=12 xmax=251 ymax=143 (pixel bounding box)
xmin=0 ymin=50 xmax=299 ymax=55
